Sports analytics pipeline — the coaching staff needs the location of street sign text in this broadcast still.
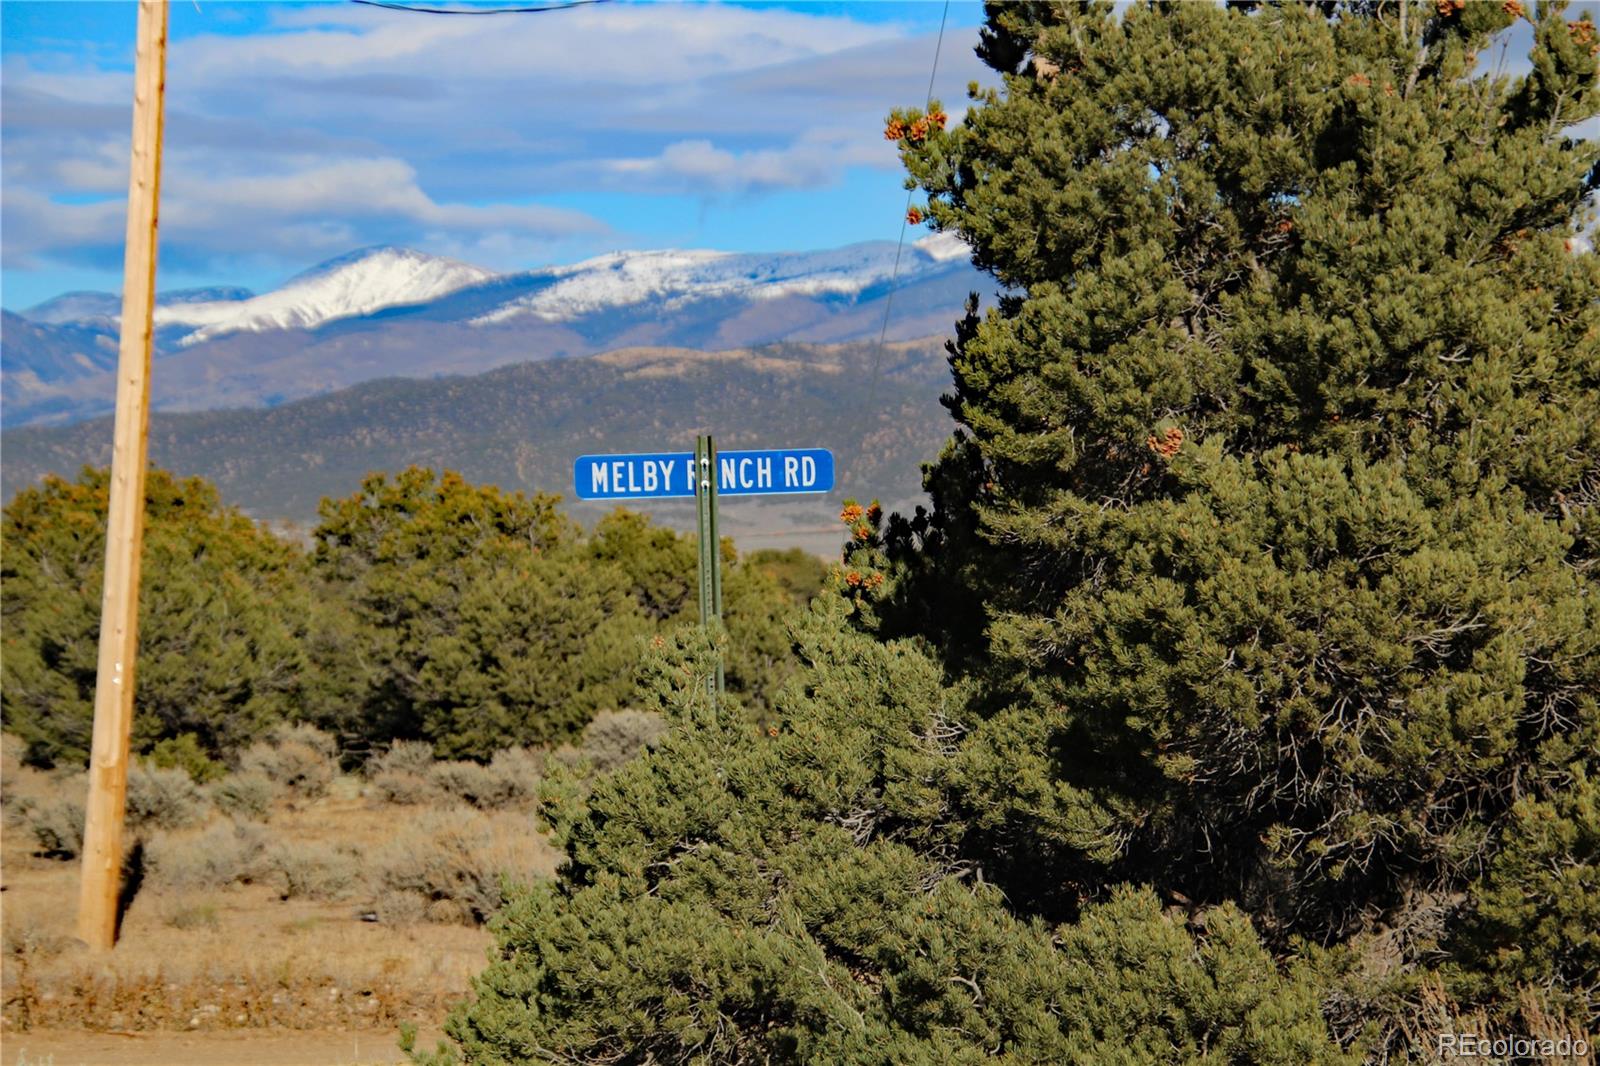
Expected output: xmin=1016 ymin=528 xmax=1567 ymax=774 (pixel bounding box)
xmin=573 ymin=448 xmax=835 ymax=501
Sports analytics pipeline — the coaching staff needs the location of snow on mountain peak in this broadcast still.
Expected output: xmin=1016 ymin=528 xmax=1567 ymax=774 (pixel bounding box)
xmin=470 ymin=240 xmax=964 ymax=326
xmin=21 ymin=240 xmax=975 ymax=344
xmin=154 ymin=247 xmax=497 ymax=344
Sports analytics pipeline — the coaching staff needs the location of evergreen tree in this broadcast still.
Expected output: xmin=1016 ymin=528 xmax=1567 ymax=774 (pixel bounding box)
xmin=587 ymin=506 xmax=818 ymax=718
xmin=746 ymin=547 xmax=830 ymax=608
xmin=430 ymin=3 xmax=1598 ymax=1055
xmin=310 ymin=467 xmax=644 ymax=757
xmin=421 ymin=597 xmax=1352 ymax=1064
xmin=309 ymin=470 xmax=806 ymax=757
xmin=1 ymin=467 xmax=311 ymax=764
xmin=880 ymin=0 xmax=1599 ymax=1020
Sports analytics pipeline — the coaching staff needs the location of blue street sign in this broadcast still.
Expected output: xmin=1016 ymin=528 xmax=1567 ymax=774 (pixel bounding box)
xmin=574 ymin=448 xmax=835 ymax=501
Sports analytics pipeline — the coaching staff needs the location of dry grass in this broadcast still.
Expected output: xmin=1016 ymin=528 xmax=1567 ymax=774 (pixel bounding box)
xmin=1393 ymin=975 xmax=1596 ymax=1065
xmin=1 ymin=756 xmax=562 ymax=1036
xmin=373 ymin=806 xmax=551 ymax=924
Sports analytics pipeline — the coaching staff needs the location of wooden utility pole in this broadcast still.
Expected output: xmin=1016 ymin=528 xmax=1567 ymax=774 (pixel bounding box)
xmin=77 ymin=0 xmax=169 ymax=952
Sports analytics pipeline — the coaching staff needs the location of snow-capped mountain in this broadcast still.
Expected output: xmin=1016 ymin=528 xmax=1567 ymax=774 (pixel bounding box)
xmin=22 ymin=286 xmax=257 ymax=326
xmin=4 ymin=236 xmax=986 ymax=428
xmin=472 ymin=235 xmax=965 ymax=325
xmin=153 ymin=247 xmax=496 ymax=345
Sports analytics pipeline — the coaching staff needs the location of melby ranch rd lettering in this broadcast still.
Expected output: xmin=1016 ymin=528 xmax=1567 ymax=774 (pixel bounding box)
xmin=573 ymin=448 xmax=834 ymax=501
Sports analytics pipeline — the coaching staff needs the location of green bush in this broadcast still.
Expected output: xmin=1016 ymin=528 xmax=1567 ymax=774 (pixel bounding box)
xmin=311 ymin=469 xmax=651 ymax=758
xmin=1 ymin=468 xmax=311 ymax=766
xmin=309 ymin=472 xmax=804 ymax=758
xmin=870 ymin=0 xmax=1599 ymax=1037
xmin=1453 ymin=763 xmax=1600 ymax=1024
xmin=425 ymin=608 xmax=1353 ymax=1064
xmin=425 ymin=6 xmax=1600 ymax=1056
xmin=745 ymin=547 xmax=827 ymax=607
xmin=145 ymin=733 xmax=226 ymax=784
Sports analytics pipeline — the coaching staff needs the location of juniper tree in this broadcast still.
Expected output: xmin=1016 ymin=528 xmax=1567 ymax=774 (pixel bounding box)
xmin=587 ymin=507 xmax=809 ymax=718
xmin=310 ymin=469 xmax=806 ymax=757
xmin=878 ymin=0 xmax=1600 ymax=1021
xmin=1 ymin=467 xmax=311 ymax=764
xmin=424 ymin=4 xmax=1599 ymax=1056
xmin=309 ymin=468 xmax=644 ymax=756
xmin=420 ymin=597 xmax=1353 ymax=1064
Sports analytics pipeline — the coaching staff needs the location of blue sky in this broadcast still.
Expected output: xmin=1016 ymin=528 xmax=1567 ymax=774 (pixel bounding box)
xmin=0 ymin=0 xmax=988 ymax=309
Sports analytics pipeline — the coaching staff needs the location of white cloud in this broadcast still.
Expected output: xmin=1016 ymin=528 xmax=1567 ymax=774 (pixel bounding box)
xmin=1 ymin=2 xmax=985 ymax=280
xmin=607 ymin=137 xmax=865 ymax=194
xmin=1 ymin=156 xmax=608 ymax=271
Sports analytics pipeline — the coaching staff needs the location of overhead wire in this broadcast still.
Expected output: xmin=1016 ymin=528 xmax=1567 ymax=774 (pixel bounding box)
xmin=351 ymin=0 xmax=607 ymax=14
xmin=853 ymin=0 xmax=951 ymax=481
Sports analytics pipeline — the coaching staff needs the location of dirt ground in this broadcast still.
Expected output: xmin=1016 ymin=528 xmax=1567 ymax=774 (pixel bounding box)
xmin=1 ymin=766 xmax=560 ymax=1062
xmin=0 ymin=1026 xmax=448 ymax=1065
xmin=2 ymin=805 xmax=498 ymax=1027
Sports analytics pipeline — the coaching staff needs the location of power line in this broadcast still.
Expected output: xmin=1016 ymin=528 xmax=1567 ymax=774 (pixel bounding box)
xmin=351 ymin=0 xmax=607 ymax=14
xmin=855 ymin=0 xmax=951 ymax=465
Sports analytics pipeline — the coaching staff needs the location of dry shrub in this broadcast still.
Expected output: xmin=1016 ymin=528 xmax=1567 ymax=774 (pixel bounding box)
xmin=20 ymin=794 xmax=85 ymax=859
xmin=270 ymin=841 xmax=362 ymax=901
xmin=374 ymin=888 xmax=427 ymax=929
xmin=428 ymin=749 xmax=540 ymax=810
xmin=6 ymin=762 xmax=205 ymax=859
xmin=579 ymin=709 xmax=667 ymax=773
xmin=428 ymin=761 xmax=496 ymax=806
xmin=1 ymin=731 xmax=23 ymax=780
xmin=237 ymin=724 xmax=337 ymax=800
xmin=209 ymin=770 xmax=278 ymax=819
xmin=145 ymin=820 xmax=272 ymax=890
xmin=126 ymin=763 xmax=210 ymax=830
xmin=426 ymin=898 xmax=467 ymax=924
xmin=3 ymin=914 xmax=75 ymax=964
xmin=367 ymin=743 xmax=542 ymax=810
xmin=374 ymin=807 xmax=550 ymax=924
xmin=5 ymin=764 xmax=87 ymax=859
xmin=6 ymin=963 xmax=437 ymax=1031
xmin=370 ymin=740 xmax=436 ymax=777
xmin=368 ymin=740 xmax=440 ymax=805
xmin=371 ymin=769 xmax=438 ymax=805
xmin=3 ymin=912 xmax=78 ymax=1032
xmin=1385 ymin=975 xmax=1597 ymax=1065
xmin=486 ymin=746 xmax=542 ymax=805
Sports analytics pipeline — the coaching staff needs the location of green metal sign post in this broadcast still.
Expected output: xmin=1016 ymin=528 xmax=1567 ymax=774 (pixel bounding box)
xmin=694 ymin=435 xmax=725 ymax=703
xmin=574 ymin=438 xmax=837 ymax=709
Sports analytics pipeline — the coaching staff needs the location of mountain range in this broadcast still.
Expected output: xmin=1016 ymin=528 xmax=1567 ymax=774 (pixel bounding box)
xmin=1 ymin=338 xmax=957 ymax=553
xmin=2 ymin=236 xmax=986 ymax=429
